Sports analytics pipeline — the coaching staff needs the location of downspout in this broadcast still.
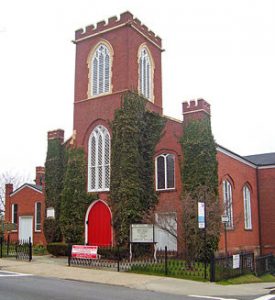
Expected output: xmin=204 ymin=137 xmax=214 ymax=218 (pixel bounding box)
xmin=256 ymin=167 xmax=263 ymax=256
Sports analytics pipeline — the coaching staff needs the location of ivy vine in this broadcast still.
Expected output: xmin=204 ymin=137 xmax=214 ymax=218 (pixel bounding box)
xmin=110 ymin=92 xmax=165 ymax=245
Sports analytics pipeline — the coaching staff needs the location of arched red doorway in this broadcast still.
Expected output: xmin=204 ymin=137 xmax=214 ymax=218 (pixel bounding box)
xmin=86 ymin=200 xmax=112 ymax=246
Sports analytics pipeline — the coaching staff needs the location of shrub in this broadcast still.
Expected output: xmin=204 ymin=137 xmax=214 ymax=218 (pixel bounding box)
xmin=33 ymin=244 xmax=48 ymax=256
xmin=47 ymin=242 xmax=68 ymax=256
xmin=98 ymin=246 xmax=129 ymax=260
xmin=44 ymin=218 xmax=62 ymax=243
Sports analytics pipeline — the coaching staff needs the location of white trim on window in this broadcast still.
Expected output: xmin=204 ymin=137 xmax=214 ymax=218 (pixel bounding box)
xmin=243 ymin=185 xmax=252 ymax=230
xmin=11 ymin=203 xmax=18 ymax=224
xmin=155 ymin=154 xmax=175 ymax=191
xmin=90 ymin=44 xmax=111 ymax=97
xmin=35 ymin=202 xmax=42 ymax=232
xmin=88 ymin=125 xmax=111 ymax=192
xmin=138 ymin=45 xmax=154 ymax=101
xmin=222 ymin=180 xmax=234 ymax=229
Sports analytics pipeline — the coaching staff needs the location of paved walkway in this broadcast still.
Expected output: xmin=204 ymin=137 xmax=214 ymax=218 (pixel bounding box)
xmin=0 ymin=256 xmax=274 ymax=298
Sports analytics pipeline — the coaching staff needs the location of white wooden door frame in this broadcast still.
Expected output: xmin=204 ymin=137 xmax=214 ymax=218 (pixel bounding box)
xmin=19 ymin=216 xmax=33 ymax=243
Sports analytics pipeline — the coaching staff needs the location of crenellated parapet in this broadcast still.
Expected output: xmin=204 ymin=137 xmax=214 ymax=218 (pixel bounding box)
xmin=74 ymin=11 xmax=162 ymax=47
xmin=182 ymin=98 xmax=211 ymax=124
xmin=47 ymin=129 xmax=64 ymax=142
xmin=182 ymin=98 xmax=210 ymax=115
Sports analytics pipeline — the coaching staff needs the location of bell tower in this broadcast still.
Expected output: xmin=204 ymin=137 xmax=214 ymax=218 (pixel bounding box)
xmin=72 ymin=11 xmax=163 ymax=148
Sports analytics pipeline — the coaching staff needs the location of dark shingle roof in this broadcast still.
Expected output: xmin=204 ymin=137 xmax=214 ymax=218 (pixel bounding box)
xmin=244 ymin=153 xmax=275 ymax=166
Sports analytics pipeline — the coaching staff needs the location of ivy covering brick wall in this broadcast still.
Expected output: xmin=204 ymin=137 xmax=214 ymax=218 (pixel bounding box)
xmin=110 ymin=92 xmax=165 ymax=245
xmin=181 ymin=117 xmax=220 ymax=260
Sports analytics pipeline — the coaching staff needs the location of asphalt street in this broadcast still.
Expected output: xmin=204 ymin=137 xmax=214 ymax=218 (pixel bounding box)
xmin=0 ymin=274 xmax=205 ymax=300
xmin=1 ymin=272 xmax=275 ymax=300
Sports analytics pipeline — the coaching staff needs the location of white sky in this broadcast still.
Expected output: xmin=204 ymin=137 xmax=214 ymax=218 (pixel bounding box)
xmin=1 ymin=0 xmax=275 ymax=180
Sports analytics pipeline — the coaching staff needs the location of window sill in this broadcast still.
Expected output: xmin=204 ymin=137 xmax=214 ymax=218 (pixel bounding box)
xmin=35 ymin=230 xmax=42 ymax=233
xmin=156 ymin=188 xmax=177 ymax=193
xmin=244 ymin=228 xmax=253 ymax=231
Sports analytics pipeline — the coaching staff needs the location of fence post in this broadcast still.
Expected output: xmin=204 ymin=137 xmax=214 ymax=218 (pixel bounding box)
xmin=164 ymin=246 xmax=168 ymax=276
xmin=29 ymin=237 xmax=32 ymax=262
xmin=210 ymin=254 xmax=216 ymax=282
xmin=117 ymin=245 xmax=120 ymax=272
xmin=7 ymin=233 xmax=10 ymax=256
xmin=67 ymin=244 xmax=72 ymax=266
xmin=0 ymin=236 xmax=2 ymax=258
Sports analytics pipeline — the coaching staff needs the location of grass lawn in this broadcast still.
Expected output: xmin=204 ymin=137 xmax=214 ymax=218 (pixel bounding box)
xmin=217 ymin=273 xmax=275 ymax=285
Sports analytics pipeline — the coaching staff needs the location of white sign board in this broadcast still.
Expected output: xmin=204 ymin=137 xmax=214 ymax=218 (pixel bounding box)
xmin=130 ymin=224 xmax=154 ymax=243
xmin=198 ymin=202 xmax=205 ymax=229
xmin=233 ymin=254 xmax=240 ymax=269
xmin=221 ymin=215 xmax=229 ymax=223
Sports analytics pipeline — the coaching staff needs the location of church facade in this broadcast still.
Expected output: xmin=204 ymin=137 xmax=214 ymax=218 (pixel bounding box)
xmin=66 ymin=11 xmax=275 ymax=255
xmin=5 ymin=11 xmax=274 ymax=255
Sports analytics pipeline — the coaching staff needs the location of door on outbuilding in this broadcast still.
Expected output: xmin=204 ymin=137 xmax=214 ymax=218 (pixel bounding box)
xmin=87 ymin=201 xmax=112 ymax=246
xmin=19 ymin=216 xmax=33 ymax=243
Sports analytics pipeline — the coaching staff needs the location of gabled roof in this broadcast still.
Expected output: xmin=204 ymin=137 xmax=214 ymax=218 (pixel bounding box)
xmin=10 ymin=183 xmax=43 ymax=197
xmin=244 ymin=153 xmax=275 ymax=166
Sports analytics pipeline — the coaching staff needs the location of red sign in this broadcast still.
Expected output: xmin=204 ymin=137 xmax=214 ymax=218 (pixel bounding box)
xmin=71 ymin=245 xmax=98 ymax=259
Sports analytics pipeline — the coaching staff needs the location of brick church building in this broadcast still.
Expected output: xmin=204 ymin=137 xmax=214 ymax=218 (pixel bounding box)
xmin=5 ymin=12 xmax=275 ymax=255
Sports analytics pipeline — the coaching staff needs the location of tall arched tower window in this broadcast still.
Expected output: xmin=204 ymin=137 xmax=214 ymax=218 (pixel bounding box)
xmin=138 ymin=46 xmax=154 ymax=101
xmin=243 ymin=185 xmax=252 ymax=230
xmin=90 ymin=43 xmax=111 ymax=97
xmin=88 ymin=125 xmax=110 ymax=192
xmin=222 ymin=180 xmax=233 ymax=229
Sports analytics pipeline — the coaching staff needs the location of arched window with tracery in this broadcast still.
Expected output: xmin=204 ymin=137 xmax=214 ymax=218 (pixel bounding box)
xmin=91 ymin=44 xmax=111 ymax=96
xmin=139 ymin=46 xmax=153 ymax=100
xmin=88 ymin=125 xmax=110 ymax=192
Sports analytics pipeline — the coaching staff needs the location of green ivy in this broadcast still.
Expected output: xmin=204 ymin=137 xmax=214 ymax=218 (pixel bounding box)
xmin=44 ymin=138 xmax=65 ymax=242
xmin=180 ymin=117 xmax=220 ymax=260
xmin=60 ymin=147 xmax=97 ymax=244
xmin=110 ymin=92 xmax=165 ymax=245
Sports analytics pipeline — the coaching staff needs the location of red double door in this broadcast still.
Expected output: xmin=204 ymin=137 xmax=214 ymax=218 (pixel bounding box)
xmin=87 ymin=201 xmax=112 ymax=246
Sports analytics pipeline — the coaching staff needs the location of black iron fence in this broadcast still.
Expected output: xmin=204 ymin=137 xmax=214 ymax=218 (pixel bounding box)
xmin=67 ymin=245 xmax=275 ymax=282
xmin=68 ymin=246 xmax=210 ymax=280
xmin=0 ymin=236 xmax=32 ymax=261
xmin=255 ymin=254 xmax=275 ymax=276
xmin=210 ymin=252 xmax=254 ymax=282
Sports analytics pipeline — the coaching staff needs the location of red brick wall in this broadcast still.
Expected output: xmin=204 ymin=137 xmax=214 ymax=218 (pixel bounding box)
xmin=257 ymin=167 xmax=275 ymax=254
xmin=5 ymin=185 xmax=46 ymax=246
xmin=73 ymin=18 xmax=163 ymax=149
xmin=217 ymin=150 xmax=260 ymax=254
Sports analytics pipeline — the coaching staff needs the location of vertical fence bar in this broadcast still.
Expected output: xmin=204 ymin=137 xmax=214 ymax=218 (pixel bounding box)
xmin=29 ymin=237 xmax=32 ymax=262
xmin=0 ymin=236 xmax=2 ymax=258
xmin=117 ymin=245 xmax=120 ymax=272
xmin=7 ymin=234 xmax=10 ymax=256
xmin=210 ymin=255 xmax=216 ymax=282
xmin=164 ymin=246 xmax=168 ymax=276
xmin=67 ymin=244 xmax=72 ymax=266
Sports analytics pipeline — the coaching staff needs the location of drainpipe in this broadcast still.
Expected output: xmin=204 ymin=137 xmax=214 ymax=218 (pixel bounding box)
xmin=256 ymin=167 xmax=263 ymax=256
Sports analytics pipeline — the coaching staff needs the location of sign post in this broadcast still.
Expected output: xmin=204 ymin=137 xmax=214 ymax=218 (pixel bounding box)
xmin=221 ymin=215 xmax=229 ymax=256
xmin=198 ymin=202 xmax=205 ymax=229
xmin=130 ymin=224 xmax=156 ymax=261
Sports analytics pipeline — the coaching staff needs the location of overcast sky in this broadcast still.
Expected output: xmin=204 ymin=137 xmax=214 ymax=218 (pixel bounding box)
xmin=1 ymin=0 xmax=275 ymax=180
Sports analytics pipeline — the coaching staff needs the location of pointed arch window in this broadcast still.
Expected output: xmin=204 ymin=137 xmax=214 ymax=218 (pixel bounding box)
xmin=91 ymin=44 xmax=111 ymax=96
xmin=222 ymin=180 xmax=233 ymax=229
xmin=88 ymin=125 xmax=110 ymax=192
xmin=139 ymin=46 xmax=153 ymax=100
xmin=243 ymin=185 xmax=252 ymax=230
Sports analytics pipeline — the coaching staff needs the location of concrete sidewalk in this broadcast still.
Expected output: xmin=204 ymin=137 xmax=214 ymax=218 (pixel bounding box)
xmin=0 ymin=256 xmax=274 ymax=298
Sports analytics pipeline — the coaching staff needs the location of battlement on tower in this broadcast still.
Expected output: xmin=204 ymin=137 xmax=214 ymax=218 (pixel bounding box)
xmin=47 ymin=129 xmax=64 ymax=142
xmin=182 ymin=98 xmax=211 ymax=115
xmin=74 ymin=11 xmax=162 ymax=47
xmin=182 ymin=99 xmax=211 ymax=123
